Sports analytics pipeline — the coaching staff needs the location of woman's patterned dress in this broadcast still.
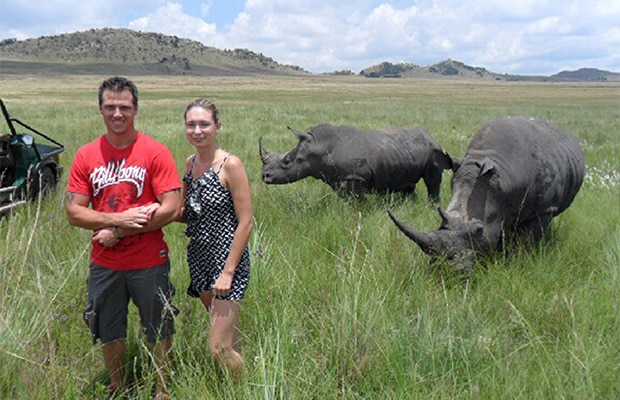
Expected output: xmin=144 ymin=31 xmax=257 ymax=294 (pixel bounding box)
xmin=184 ymin=155 xmax=250 ymax=300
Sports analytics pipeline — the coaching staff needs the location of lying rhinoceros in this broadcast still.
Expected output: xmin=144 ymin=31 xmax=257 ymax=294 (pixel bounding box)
xmin=259 ymin=123 xmax=453 ymax=201
xmin=388 ymin=116 xmax=585 ymax=268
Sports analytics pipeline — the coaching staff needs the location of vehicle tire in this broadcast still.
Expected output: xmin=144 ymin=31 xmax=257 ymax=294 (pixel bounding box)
xmin=28 ymin=166 xmax=56 ymax=201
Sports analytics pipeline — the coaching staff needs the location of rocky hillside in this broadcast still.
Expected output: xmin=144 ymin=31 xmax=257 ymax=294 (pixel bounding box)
xmin=359 ymin=60 xmax=620 ymax=82
xmin=0 ymin=28 xmax=308 ymax=76
xmin=1 ymin=28 xmax=618 ymax=81
xmin=359 ymin=60 xmax=496 ymax=80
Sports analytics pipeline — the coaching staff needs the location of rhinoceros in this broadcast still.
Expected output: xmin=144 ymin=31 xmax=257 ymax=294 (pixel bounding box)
xmin=259 ymin=123 xmax=453 ymax=201
xmin=388 ymin=116 xmax=585 ymax=268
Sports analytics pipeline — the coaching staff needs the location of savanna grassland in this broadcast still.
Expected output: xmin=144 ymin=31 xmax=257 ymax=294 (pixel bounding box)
xmin=0 ymin=74 xmax=618 ymax=399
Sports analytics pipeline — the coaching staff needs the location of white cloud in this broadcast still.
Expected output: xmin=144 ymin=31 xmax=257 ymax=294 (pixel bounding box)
xmin=200 ymin=1 xmax=212 ymax=16
xmin=0 ymin=0 xmax=161 ymax=39
xmin=128 ymin=2 xmax=224 ymax=47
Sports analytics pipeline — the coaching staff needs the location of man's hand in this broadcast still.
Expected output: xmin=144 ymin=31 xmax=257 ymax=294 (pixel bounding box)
xmin=117 ymin=205 xmax=158 ymax=229
xmin=92 ymin=228 xmax=119 ymax=247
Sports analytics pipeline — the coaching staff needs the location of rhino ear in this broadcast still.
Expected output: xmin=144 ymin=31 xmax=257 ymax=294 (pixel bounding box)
xmin=449 ymin=155 xmax=463 ymax=172
xmin=434 ymin=149 xmax=462 ymax=172
xmin=289 ymin=126 xmax=313 ymax=142
xmin=475 ymin=157 xmax=496 ymax=176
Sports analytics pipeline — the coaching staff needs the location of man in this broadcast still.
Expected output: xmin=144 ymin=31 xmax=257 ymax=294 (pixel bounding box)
xmin=66 ymin=76 xmax=181 ymax=400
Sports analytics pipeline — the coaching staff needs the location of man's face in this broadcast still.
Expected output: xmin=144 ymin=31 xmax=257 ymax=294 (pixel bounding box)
xmin=99 ymin=89 xmax=137 ymax=135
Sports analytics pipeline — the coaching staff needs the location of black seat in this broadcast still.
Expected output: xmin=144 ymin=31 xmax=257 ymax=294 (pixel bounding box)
xmin=0 ymin=135 xmax=15 ymax=187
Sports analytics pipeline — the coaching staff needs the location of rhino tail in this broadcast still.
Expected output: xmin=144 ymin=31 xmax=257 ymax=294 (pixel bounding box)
xmin=387 ymin=210 xmax=435 ymax=253
xmin=433 ymin=149 xmax=462 ymax=172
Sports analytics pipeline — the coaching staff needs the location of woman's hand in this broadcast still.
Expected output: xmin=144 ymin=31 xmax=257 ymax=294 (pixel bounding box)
xmin=144 ymin=202 xmax=161 ymax=219
xmin=213 ymin=271 xmax=234 ymax=297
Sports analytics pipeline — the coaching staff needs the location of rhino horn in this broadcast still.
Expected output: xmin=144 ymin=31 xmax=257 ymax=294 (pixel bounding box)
xmin=387 ymin=210 xmax=435 ymax=253
xmin=438 ymin=207 xmax=461 ymax=228
xmin=259 ymin=137 xmax=272 ymax=164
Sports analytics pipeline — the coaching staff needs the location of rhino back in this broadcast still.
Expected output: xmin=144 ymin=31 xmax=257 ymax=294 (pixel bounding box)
xmin=454 ymin=116 xmax=584 ymax=225
xmin=523 ymin=118 xmax=584 ymax=215
xmin=322 ymin=125 xmax=444 ymax=189
xmin=317 ymin=125 xmax=439 ymax=158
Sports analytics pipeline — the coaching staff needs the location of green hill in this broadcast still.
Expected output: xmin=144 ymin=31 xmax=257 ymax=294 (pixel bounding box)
xmin=0 ymin=28 xmax=308 ymax=76
xmin=359 ymin=60 xmax=620 ymax=82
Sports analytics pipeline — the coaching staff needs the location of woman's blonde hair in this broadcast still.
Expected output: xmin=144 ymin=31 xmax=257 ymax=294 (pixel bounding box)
xmin=184 ymin=98 xmax=219 ymax=123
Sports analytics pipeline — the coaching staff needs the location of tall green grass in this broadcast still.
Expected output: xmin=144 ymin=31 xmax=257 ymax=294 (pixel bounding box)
xmin=1 ymin=75 xmax=618 ymax=399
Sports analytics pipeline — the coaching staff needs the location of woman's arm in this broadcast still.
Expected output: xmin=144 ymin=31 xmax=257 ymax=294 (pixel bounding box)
xmin=221 ymin=155 xmax=253 ymax=274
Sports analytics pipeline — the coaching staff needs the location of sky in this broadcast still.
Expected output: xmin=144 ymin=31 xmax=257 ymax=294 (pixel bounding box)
xmin=1 ymin=0 xmax=619 ymax=75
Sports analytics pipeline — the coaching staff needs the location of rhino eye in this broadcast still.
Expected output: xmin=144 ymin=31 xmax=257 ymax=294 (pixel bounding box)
xmin=281 ymin=155 xmax=294 ymax=168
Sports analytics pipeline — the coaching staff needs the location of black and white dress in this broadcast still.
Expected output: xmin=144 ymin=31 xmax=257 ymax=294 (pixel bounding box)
xmin=184 ymin=155 xmax=250 ymax=300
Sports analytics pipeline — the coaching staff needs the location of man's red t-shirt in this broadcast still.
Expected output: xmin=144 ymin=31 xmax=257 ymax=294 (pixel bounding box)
xmin=67 ymin=132 xmax=181 ymax=270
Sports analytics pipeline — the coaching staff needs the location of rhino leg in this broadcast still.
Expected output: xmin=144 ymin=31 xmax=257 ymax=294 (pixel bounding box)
xmin=511 ymin=212 xmax=555 ymax=244
xmin=334 ymin=178 xmax=368 ymax=198
xmin=422 ymin=166 xmax=443 ymax=203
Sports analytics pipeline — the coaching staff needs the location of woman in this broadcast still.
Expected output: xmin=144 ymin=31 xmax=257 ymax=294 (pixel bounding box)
xmin=179 ymin=98 xmax=253 ymax=379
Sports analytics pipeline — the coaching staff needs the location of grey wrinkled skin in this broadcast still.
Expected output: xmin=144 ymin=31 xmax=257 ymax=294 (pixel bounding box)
xmin=260 ymin=123 xmax=453 ymax=201
xmin=389 ymin=116 xmax=585 ymax=268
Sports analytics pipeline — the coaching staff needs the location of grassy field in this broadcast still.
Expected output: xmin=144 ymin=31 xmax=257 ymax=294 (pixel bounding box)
xmin=0 ymin=74 xmax=618 ymax=399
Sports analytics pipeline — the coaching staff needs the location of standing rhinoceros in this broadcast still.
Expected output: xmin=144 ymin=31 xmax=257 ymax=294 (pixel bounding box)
xmin=259 ymin=123 xmax=453 ymax=201
xmin=388 ymin=116 xmax=585 ymax=268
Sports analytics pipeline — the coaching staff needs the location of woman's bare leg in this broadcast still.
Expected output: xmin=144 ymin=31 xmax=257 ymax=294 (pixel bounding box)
xmin=210 ymin=299 xmax=244 ymax=379
xmin=199 ymin=290 xmax=213 ymax=311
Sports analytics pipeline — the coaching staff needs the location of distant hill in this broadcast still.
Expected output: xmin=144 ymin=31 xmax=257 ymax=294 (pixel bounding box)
xmin=358 ymin=60 xmax=498 ymax=80
xmin=1 ymin=28 xmax=618 ymax=81
xmin=0 ymin=28 xmax=308 ymax=76
xmin=550 ymin=68 xmax=620 ymax=81
xmin=358 ymin=60 xmax=620 ymax=82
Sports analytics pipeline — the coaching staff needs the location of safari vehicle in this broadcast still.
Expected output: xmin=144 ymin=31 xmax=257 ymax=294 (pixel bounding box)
xmin=0 ymin=99 xmax=64 ymax=215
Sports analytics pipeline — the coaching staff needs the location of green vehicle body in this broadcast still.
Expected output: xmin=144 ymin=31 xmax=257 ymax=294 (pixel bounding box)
xmin=0 ymin=99 xmax=64 ymax=215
